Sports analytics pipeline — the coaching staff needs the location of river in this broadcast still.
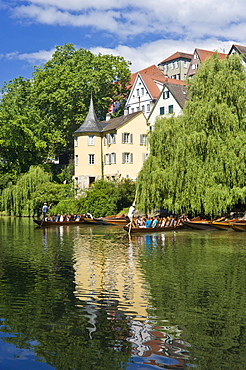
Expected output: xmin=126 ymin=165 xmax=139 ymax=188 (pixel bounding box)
xmin=0 ymin=217 xmax=245 ymax=369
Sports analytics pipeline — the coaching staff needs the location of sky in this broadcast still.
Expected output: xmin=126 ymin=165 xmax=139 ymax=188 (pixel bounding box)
xmin=1 ymin=0 xmax=246 ymax=89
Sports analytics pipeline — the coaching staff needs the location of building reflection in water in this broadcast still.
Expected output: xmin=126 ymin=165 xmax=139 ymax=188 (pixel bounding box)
xmin=73 ymin=229 xmax=190 ymax=368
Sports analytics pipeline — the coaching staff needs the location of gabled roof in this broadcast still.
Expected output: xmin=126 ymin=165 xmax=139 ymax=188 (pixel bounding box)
xmin=165 ymin=83 xmax=188 ymax=109
xmin=74 ymin=96 xmax=103 ymax=134
xmin=148 ymin=83 xmax=188 ymax=122
xmin=102 ymin=112 xmax=143 ymax=132
xmin=228 ymin=44 xmax=246 ymax=58
xmin=129 ymin=65 xmax=165 ymax=87
xmin=194 ymin=48 xmax=227 ymax=62
xmin=158 ymin=51 xmax=193 ymax=64
xmin=140 ymin=73 xmax=185 ymax=100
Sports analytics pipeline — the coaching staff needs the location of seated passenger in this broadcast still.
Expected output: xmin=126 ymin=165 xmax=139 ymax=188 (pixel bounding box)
xmin=152 ymin=217 xmax=159 ymax=228
xmin=145 ymin=218 xmax=152 ymax=228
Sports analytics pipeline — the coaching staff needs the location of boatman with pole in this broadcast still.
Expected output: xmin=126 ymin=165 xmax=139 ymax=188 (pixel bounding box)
xmin=42 ymin=203 xmax=49 ymax=220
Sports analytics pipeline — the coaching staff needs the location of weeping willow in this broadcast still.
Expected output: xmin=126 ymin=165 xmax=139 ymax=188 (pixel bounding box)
xmin=1 ymin=166 xmax=51 ymax=216
xmin=137 ymin=54 xmax=246 ymax=216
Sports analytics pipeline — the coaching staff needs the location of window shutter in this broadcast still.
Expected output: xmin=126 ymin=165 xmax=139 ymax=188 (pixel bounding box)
xmin=109 ymin=154 xmax=111 ymax=165
xmin=122 ymin=133 xmax=125 ymax=143
xmin=104 ymin=154 xmax=106 ymax=164
xmin=112 ymin=134 xmax=116 ymax=144
xmin=122 ymin=153 xmax=125 ymax=163
xmin=140 ymin=134 xmax=143 ymax=145
xmin=130 ymin=153 xmax=133 ymax=163
xmin=130 ymin=134 xmax=133 ymax=144
xmin=104 ymin=135 xmax=107 ymax=145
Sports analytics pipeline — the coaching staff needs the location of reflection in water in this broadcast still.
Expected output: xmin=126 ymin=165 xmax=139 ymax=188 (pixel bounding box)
xmin=0 ymin=217 xmax=246 ymax=369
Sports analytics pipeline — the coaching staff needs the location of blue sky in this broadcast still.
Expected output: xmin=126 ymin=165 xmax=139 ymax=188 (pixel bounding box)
xmin=1 ymin=0 xmax=246 ymax=89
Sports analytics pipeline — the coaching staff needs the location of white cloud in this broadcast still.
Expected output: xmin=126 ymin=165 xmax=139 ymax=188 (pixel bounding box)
xmin=10 ymin=1 xmax=246 ymax=42
xmin=0 ymin=48 xmax=55 ymax=64
xmin=0 ymin=37 xmax=235 ymax=73
xmin=90 ymin=38 xmax=233 ymax=73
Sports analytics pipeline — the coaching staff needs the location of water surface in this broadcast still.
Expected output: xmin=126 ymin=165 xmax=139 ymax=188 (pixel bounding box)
xmin=0 ymin=217 xmax=245 ymax=369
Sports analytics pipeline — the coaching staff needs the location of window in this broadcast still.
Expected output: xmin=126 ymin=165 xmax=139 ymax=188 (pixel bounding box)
xmin=164 ymin=64 xmax=168 ymax=72
xmin=141 ymin=88 xmax=144 ymax=96
xmin=194 ymin=53 xmax=198 ymax=59
xmin=168 ymin=105 xmax=174 ymax=114
xmin=136 ymin=89 xmax=140 ymax=96
xmin=146 ymin=104 xmax=150 ymax=112
xmin=104 ymin=153 xmax=110 ymax=165
xmin=160 ymin=107 xmax=165 ymax=115
xmin=140 ymin=134 xmax=147 ymax=145
xmin=104 ymin=133 xmax=116 ymax=145
xmin=108 ymin=133 xmax=115 ymax=144
xmin=122 ymin=152 xmax=133 ymax=163
xmin=88 ymin=154 xmax=95 ymax=165
xmin=111 ymin=152 xmax=116 ymax=164
xmin=131 ymin=108 xmax=134 ymax=113
xmin=142 ymin=105 xmax=145 ymax=113
xmin=192 ymin=63 xmax=198 ymax=69
xmin=171 ymin=62 xmax=175 ymax=69
xmin=122 ymin=133 xmax=133 ymax=144
xmin=184 ymin=60 xmax=188 ymax=68
xmin=175 ymin=61 xmax=179 ymax=68
xmin=75 ymin=155 xmax=78 ymax=166
xmin=136 ymin=106 xmax=139 ymax=111
xmin=74 ymin=136 xmax=78 ymax=147
xmin=163 ymin=91 xmax=170 ymax=99
xmin=88 ymin=135 xmax=94 ymax=145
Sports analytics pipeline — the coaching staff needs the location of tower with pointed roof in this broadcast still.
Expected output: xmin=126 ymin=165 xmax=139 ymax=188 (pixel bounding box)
xmin=74 ymin=96 xmax=104 ymax=189
xmin=74 ymin=96 xmax=149 ymax=192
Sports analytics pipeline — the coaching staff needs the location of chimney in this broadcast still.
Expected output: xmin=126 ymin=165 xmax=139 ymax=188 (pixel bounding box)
xmin=106 ymin=113 xmax=111 ymax=121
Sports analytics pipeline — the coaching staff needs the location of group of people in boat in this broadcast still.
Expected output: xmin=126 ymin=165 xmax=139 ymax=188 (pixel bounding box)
xmin=130 ymin=215 xmax=185 ymax=229
xmin=42 ymin=203 xmax=93 ymax=222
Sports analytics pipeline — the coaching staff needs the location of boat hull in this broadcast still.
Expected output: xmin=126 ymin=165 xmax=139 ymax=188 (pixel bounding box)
xmin=124 ymin=225 xmax=184 ymax=233
xmin=183 ymin=220 xmax=213 ymax=230
xmin=33 ymin=219 xmax=85 ymax=227
xmin=229 ymin=222 xmax=246 ymax=232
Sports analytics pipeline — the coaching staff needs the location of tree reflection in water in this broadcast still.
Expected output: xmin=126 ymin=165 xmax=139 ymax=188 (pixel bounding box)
xmin=0 ymin=218 xmax=245 ymax=369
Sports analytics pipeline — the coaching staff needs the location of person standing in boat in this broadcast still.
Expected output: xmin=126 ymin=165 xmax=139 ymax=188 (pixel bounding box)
xmin=127 ymin=204 xmax=135 ymax=225
xmin=42 ymin=203 xmax=49 ymax=220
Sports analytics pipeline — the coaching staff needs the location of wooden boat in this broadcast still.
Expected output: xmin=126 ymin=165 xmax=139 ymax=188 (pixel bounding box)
xmin=183 ymin=220 xmax=213 ymax=230
xmin=124 ymin=224 xmax=185 ymax=233
xmin=229 ymin=221 xmax=246 ymax=232
xmin=211 ymin=218 xmax=239 ymax=230
xmin=84 ymin=215 xmax=128 ymax=226
xmin=33 ymin=219 xmax=85 ymax=227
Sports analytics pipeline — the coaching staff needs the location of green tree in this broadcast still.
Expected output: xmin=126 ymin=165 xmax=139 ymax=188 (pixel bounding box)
xmin=137 ymin=54 xmax=246 ymax=216
xmin=0 ymin=77 xmax=47 ymax=177
xmin=1 ymin=165 xmax=73 ymax=216
xmin=31 ymin=44 xmax=131 ymax=156
xmin=75 ymin=179 xmax=136 ymax=217
xmin=0 ymin=44 xmax=131 ymax=177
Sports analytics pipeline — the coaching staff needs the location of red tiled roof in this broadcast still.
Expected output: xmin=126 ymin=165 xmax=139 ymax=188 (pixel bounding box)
xmin=129 ymin=65 xmax=165 ymax=87
xmin=140 ymin=72 xmax=186 ymax=100
xmin=129 ymin=64 xmax=186 ymax=100
xmin=195 ymin=48 xmax=227 ymax=62
xmin=159 ymin=51 xmax=193 ymax=64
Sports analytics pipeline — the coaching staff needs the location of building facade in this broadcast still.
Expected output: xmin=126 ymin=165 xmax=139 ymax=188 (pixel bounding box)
xmin=74 ymin=98 xmax=148 ymax=190
xmin=158 ymin=51 xmax=192 ymax=80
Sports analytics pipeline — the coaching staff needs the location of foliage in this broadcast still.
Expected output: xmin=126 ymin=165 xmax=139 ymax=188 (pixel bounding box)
xmin=137 ymin=54 xmax=246 ymax=216
xmin=75 ymin=179 xmax=136 ymax=217
xmin=0 ymin=44 xmax=131 ymax=177
xmin=1 ymin=165 xmax=73 ymax=216
xmin=49 ymin=198 xmax=78 ymax=216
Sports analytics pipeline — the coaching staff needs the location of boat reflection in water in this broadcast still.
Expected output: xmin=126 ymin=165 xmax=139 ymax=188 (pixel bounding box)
xmin=73 ymin=228 xmax=190 ymax=368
